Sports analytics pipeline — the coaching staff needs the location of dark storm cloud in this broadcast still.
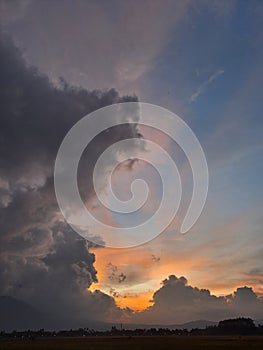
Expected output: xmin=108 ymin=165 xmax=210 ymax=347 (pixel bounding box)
xmin=0 ymin=35 xmax=138 ymax=325
xmin=0 ymin=35 xmax=138 ymax=180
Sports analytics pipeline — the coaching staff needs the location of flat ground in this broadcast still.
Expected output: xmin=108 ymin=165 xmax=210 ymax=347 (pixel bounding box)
xmin=1 ymin=336 xmax=263 ymax=350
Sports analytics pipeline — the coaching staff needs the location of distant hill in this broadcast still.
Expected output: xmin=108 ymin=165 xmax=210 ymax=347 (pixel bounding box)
xmin=121 ymin=320 xmax=217 ymax=331
xmin=173 ymin=319 xmax=218 ymax=330
xmin=0 ymin=296 xmax=49 ymax=331
xmin=0 ymin=296 xmax=110 ymax=331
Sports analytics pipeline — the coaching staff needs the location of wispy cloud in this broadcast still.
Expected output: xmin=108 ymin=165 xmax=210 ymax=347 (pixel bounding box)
xmin=189 ymin=69 xmax=225 ymax=103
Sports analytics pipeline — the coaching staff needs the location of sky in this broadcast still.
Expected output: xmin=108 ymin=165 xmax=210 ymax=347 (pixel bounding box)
xmin=0 ymin=0 xmax=263 ymax=328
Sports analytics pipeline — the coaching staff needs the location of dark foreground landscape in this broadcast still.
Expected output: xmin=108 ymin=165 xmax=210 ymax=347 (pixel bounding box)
xmin=1 ymin=318 xmax=263 ymax=349
xmin=1 ymin=336 xmax=263 ymax=350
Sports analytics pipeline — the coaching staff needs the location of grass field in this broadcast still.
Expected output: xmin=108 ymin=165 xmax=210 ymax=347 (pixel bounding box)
xmin=0 ymin=336 xmax=263 ymax=350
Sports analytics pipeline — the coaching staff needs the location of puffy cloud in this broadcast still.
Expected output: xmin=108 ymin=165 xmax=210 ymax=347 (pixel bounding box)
xmin=133 ymin=275 xmax=263 ymax=324
xmin=227 ymin=286 xmax=263 ymax=319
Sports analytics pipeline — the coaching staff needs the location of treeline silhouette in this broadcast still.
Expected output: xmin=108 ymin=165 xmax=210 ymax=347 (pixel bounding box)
xmin=1 ymin=318 xmax=263 ymax=339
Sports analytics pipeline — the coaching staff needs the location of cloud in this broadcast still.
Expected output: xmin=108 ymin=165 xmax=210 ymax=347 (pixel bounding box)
xmin=2 ymin=0 xmax=191 ymax=94
xmin=0 ymin=35 xmax=139 ymax=326
xmin=132 ymin=275 xmax=263 ymax=324
xmin=106 ymin=263 xmax=127 ymax=284
xmin=189 ymin=69 xmax=225 ymax=103
xmin=152 ymin=254 xmax=160 ymax=263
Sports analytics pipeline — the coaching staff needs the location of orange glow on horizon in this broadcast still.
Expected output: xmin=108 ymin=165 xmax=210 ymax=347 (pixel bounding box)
xmin=115 ymin=291 xmax=153 ymax=311
xmin=89 ymin=282 xmax=153 ymax=310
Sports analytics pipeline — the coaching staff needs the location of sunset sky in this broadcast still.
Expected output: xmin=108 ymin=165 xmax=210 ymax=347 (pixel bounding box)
xmin=0 ymin=0 xmax=263 ymax=328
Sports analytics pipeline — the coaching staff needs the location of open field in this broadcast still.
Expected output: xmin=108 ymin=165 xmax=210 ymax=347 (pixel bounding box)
xmin=1 ymin=336 xmax=263 ymax=350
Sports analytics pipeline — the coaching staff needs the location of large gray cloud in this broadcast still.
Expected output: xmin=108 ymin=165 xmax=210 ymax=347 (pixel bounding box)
xmin=0 ymin=35 xmax=138 ymax=327
xmin=0 ymin=222 xmax=128 ymax=327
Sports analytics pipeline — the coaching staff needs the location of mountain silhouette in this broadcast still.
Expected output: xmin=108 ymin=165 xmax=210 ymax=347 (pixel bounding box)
xmin=0 ymin=296 xmax=49 ymax=331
